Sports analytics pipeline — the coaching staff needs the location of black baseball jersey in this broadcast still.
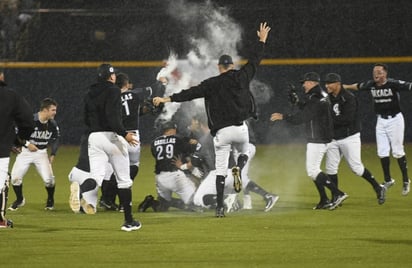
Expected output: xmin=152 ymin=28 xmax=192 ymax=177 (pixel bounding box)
xmin=192 ymin=132 xmax=215 ymax=175
xmin=151 ymin=134 xmax=198 ymax=174
xmin=29 ymin=113 xmax=60 ymax=155
xmin=75 ymin=134 xmax=90 ymax=172
xmin=245 ymin=118 xmax=257 ymax=145
xmin=120 ymin=87 xmax=151 ymax=130
xmin=284 ymin=85 xmax=333 ymax=143
xmin=328 ymin=87 xmax=361 ymax=140
xmin=84 ymin=81 xmax=127 ymax=137
xmin=170 ymin=41 xmax=265 ymax=136
xmin=0 ymin=82 xmax=34 ymax=157
xmin=358 ymin=78 xmax=412 ymax=116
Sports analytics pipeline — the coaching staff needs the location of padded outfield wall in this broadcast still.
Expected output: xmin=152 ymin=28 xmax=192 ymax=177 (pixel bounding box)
xmin=2 ymin=59 xmax=412 ymax=145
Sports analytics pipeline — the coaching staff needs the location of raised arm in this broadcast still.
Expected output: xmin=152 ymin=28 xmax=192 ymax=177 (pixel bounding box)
xmin=257 ymin=22 xmax=271 ymax=43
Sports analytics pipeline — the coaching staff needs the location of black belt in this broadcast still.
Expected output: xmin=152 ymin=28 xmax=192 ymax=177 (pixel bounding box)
xmin=379 ymin=113 xmax=399 ymax=119
xmin=234 ymin=122 xmax=244 ymax=126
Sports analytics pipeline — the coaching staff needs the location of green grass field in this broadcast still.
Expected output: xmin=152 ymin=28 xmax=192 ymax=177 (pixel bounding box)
xmin=2 ymin=143 xmax=412 ymax=268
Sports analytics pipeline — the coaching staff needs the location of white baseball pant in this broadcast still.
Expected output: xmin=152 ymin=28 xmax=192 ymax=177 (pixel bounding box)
xmin=325 ymin=133 xmax=365 ymax=176
xmin=127 ymin=130 xmax=141 ymax=167
xmin=155 ymin=170 xmax=196 ymax=204
xmin=193 ymin=169 xmax=236 ymax=208
xmin=68 ymin=164 xmax=113 ymax=208
xmin=376 ymin=113 xmax=405 ymax=158
xmin=306 ymin=143 xmax=329 ymax=180
xmin=88 ymin=132 xmax=132 ymax=189
xmin=11 ymin=147 xmax=55 ymax=187
xmin=214 ymin=122 xmax=249 ymax=177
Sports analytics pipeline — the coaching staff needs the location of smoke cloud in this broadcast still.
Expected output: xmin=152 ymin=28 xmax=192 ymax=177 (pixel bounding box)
xmin=156 ymin=0 xmax=273 ymax=130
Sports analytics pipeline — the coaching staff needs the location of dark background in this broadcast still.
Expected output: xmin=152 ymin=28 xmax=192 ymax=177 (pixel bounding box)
xmin=2 ymin=0 xmax=412 ymax=145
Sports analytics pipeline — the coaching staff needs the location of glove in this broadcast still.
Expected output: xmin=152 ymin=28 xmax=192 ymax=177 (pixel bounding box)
xmin=289 ymin=91 xmax=299 ymax=105
xmin=143 ymin=97 xmax=164 ymax=115
xmin=287 ymin=83 xmax=300 ymax=106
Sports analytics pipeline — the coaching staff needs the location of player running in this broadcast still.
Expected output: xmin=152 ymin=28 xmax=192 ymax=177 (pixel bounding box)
xmin=324 ymin=73 xmax=386 ymax=205
xmin=344 ymin=63 xmax=412 ymax=195
xmin=271 ymin=72 xmax=348 ymax=210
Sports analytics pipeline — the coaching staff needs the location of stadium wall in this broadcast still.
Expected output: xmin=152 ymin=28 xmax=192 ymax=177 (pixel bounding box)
xmin=3 ymin=59 xmax=412 ymax=145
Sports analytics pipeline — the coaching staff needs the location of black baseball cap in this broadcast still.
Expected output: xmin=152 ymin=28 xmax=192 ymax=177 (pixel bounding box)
xmin=218 ymin=55 xmax=233 ymax=65
xmin=300 ymin=72 xmax=320 ymax=83
xmin=97 ymin=63 xmax=116 ymax=79
xmin=161 ymin=121 xmax=177 ymax=132
xmin=324 ymin=73 xmax=341 ymax=83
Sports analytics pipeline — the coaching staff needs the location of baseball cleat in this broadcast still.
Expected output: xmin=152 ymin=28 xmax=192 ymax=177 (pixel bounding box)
xmin=232 ymin=166 xmax=242 ymax=193
xmin=0 ymin=219 xmax=13 ymax=228
xmin=215 ymin=206 xmax=225 ymax=218
xmin=45 ymin=199 xmax=54 ymax=210
xmin=382 ymin=178 xmax=395 ymax=190
xmin=8 ymin=198 xmax=25 ymax=211
xmin=137 ymin=195 xmax=154 ymax=212
xmin=264 ymin=194 xmax=279 ymax=212
xmin=80 ymin=198 xmax=96 ymax=214
xmin=99 ymin=199 xmax=118 ymax=211
xmin=313 ymin=200 xmax=333 ymax=210
xmin=69 ymin=181 xmax=81 ymax=213
xmin=121 ymin=220 xmax=142 ymax=232
xmin=402 ymin=179 xmax=410 ymax=196
xmin=377 ymin=185 xmax=386 ymax=205
xmin=329 ymin=193 xmax=349 ymax=210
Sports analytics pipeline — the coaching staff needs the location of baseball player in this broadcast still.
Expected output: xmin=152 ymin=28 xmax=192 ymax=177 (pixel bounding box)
xmin=68 ymin=133 xmax=114 ymax=214
xmin=0 ymin=69 xmax=34 ymax=228
xmin=324 ymin=73 xmax=386 ymax=205
xmin=188 ymin=115 xmax=279 ymax=212
xmin=148 ymin=121 xmax=199 ymax=212
xmin=81 ymin=63 xmax=140 ymax=232
xmin=174 ymin=114 xmax=240 ymax=213
xmin=235 ymin=119 xmax=279 ymax=211
xmin=344 ymin=63 xmax=412 ymax=195
xmin=270 ymin=72 xmax=348 ymax=210
xmin=153 ymin=22 xmax=271 ymax=217
xmin=99 ymin=72 xmax=154 ymax=211
xmin=9 ymin=97 xmax=60 ymax=211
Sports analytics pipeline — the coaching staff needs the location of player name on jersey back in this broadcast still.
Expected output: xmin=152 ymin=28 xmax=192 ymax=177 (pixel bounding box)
xmin=154 ymin=137 xmax=176 ymax=146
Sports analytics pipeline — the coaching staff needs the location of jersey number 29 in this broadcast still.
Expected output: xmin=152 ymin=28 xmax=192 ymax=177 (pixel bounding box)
xmin=155 ymin=144 xmax=174 ymax=160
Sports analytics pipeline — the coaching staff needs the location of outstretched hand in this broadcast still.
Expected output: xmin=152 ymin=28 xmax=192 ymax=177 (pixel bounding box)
xmin=257 ymin=22 xmax=271 ymax=43
xmin=153 ymin=96 xmax=171 ymax=107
